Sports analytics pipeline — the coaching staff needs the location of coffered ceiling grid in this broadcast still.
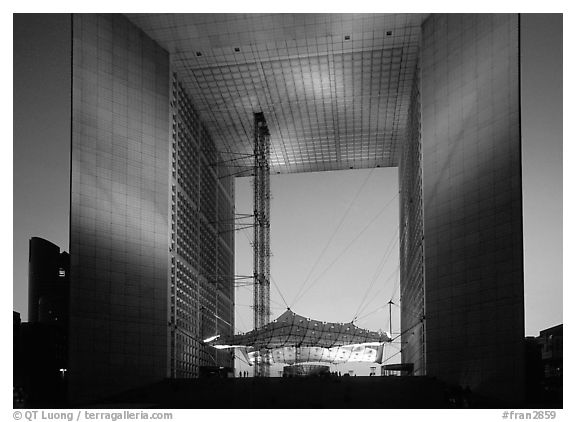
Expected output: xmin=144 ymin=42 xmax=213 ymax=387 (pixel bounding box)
xmin=125 ymin=13 xmax=427 ymax=174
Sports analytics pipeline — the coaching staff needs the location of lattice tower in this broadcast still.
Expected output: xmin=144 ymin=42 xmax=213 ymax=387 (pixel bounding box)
xmin=253 ymin=112 xmax=271 ymax=377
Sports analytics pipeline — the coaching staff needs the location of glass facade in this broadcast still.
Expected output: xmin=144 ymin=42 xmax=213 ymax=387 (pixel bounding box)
xmin=169 ymin=75 xmax=235 ymax=378
xmin=399 ymin=55 xmax=425 ymax=376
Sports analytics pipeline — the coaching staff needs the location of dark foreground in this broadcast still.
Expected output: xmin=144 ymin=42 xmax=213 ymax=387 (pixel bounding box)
xmin=89 ymin=376 xmax=517 ymax=409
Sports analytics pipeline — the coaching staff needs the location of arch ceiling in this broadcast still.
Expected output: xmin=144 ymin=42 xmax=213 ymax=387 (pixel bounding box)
xmin=125 ymin=13 xmax=427 ymax=174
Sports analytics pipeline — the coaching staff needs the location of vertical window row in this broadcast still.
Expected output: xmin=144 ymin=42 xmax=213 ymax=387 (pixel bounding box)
xmin=169 ymin=72 xmax=235 ymax=376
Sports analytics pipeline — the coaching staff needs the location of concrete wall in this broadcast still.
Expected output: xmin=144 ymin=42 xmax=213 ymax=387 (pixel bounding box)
xmin=420 ymin=14 xmax=524 ymax=402
xmin=70 ymin=14 xmax=171 ymax=403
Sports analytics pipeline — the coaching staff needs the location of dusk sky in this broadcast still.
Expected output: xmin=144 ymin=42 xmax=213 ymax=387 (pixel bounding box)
xmin=234 ymin=167 xmax=401 ymax=374
xmin=11 ymin=13 xmax=563 ymax=375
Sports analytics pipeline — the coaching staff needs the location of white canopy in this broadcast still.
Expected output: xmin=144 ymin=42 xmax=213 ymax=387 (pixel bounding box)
xmin=213 ymin=309 xmax=390 ymax=365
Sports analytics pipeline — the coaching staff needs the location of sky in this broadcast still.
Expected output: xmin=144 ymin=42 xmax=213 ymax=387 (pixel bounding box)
xmin=518 ymin=13 xmax=563 ymax=337
xmin=12 ymin=14 xmax=72 ymax=317
xmin=234 ymin=168 xmax=401 ymax=375
xmin=11 ymin=13 xmax=563 ymax=376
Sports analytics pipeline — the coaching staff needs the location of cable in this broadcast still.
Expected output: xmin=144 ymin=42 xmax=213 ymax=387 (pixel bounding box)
xmin=292 ymin=192 xmax=399 ymax=307
xmin=354 ymin=304 xmax=387 ymax=323
xmin=390 ymin=267 xmax=401 ymax=303
xmin=352 ymin=252 xmax=390 ymax=321
xmin=271 ymin=275 xmax=289 ymax=309
xmin=354 ymin=266 xmax=399 ymax=321
xmin=234 ymin=349 xmax=251 ymax=366
xmin=236 ymin=203 xmax=290 ymax=314
xmin=390 ymin=318 xmax=425 ymax=343
xmin=352 ymin=232 xmax=399 ymax=320
xmin=290 ymin=167 xmax=377 ymax=306
xmin=235 ymin=309 xmax=249 ymax=333
xmin=268 ymin=297 xmax=284 ymax=309
xmin=381 ymin=349 xmax=402 ymax=365
xmin=354 ymin=267 xmax=399 ymax=320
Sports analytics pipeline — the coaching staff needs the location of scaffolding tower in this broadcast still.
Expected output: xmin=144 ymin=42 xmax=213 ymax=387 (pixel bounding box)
xmin=253 ymin=112 xmax=271 ymax=377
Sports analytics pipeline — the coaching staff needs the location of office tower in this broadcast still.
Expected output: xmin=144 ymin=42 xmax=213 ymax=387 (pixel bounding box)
xmin=13 ymin=311 xmax=21 ymax=389
xmin=17 ymin=238 xmax=70 ymax=405
xmin=400 ymin=14 xmax=524 ymax=402
xmin=68 ymin=13 xmax=524 ymax=404
xmin=70 ymin=14 xmax=235 ymax=403
xmin=28 ymin=237 xmax=70 ymax=327
xmin=169 ymin=77 xmax=235 ymax=378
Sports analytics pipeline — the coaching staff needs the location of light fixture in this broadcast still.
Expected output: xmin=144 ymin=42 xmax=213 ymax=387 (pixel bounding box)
xmin=203 ymin=334 xmax=221 ymax=343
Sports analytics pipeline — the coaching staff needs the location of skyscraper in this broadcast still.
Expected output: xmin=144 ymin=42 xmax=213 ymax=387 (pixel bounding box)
xmin=400 ymin=14 xmax=524 ymax=402
xmin=28 ymin=237 xmax=70 ymax=327
xmin=16 ymin=237 xmax=70 ymax=405
xmin=70 ymin=14 xmax=235 ymax=403
xmin=67 ymin=13 xmax=525 ymax=404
